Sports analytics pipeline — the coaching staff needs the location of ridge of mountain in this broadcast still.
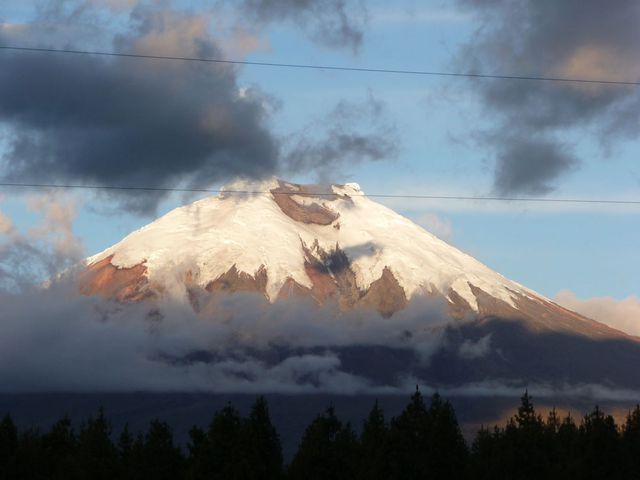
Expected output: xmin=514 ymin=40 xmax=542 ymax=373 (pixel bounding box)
xmin=79 ymin=177 xmax=636 ymax=343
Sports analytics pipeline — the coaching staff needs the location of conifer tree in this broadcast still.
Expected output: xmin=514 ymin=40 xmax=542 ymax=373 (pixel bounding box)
xmin=75 ymin=408 xmax=118 ymax=480
xmin=14 ymin=428 xmax=45 ymax=480
xmin=500 ymin=391 xmax=549 ymax=479
xmin=543 ymin=408 xmax=561 ymax=479
xmin=357 ymin=401 xmax=389 ymax=480
xmin=117 ymin=424 xmax=135 ymax=480
xmin=288 ymin=406 xmax=358 ymax=480
xmin=0 ymin=414 xmax=18 ymax=480
xmin=138 ymin=420 xmax=184 ymax=480
xmin=470 ymin=426 xmax=503 ymax=480
xmin=548 ymin=412 xmax=581 ymax=479
xmin=622 ymin=405 xmax=640 ymax=478
xmin=426 ymin=393 xmax=468 ymax=479
xmin=185 ymin=425 xmax=209 ymax=480
xmin=557 ymin=413 xmax=579 ymax=451
xmin=41 ymin=416 xmax=79 ymax=480
xmin=206 ymin=403 xmax=244 ymax=479
xmin=578 ymin=405 xmax=625 ymax=480
xmin=242 ymin=396 xmax=283 ymax=479
xmin=514 ymin=391 xmax=544 ymax=432
xmin=127 ymin=432 xmax=146 ymax=480
xmin=387 ymin=387 xmax=431 ymax=479
xmin=545 ymin=408 xmax=561 ymax=435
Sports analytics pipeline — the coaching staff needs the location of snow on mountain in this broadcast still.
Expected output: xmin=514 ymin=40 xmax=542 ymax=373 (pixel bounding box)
xmin=84 ymin=177 xmax=538 ymax=314
xmin=74 ymin=178 xmax=640 ymax=392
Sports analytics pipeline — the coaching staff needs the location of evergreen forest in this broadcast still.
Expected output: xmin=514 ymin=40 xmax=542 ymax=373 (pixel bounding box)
xmin=1 ymin=390 xmax=640 ymax=479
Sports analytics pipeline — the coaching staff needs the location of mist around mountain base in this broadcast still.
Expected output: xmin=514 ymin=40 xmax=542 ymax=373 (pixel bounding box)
xmin=2 ymin=275 xmax=640 ymax=402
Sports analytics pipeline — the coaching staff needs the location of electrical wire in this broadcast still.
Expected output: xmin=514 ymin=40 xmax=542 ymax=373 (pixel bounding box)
xmin=0 ymin=181 xmax=638 ymax=205
xmin=1 ymin=45 xmax=639 ymax=86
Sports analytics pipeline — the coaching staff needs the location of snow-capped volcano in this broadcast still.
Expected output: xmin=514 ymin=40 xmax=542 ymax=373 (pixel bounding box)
xmin=79 ymin=178 xmax=628 ymax=340
xmin=75 ymin=178 xmax=640 ymax=392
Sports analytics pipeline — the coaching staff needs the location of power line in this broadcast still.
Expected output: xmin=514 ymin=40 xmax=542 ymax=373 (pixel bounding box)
xmin=0 ymin=181 xmax=638 ymax=206
xmin=1 ymin=44 xmax=639 ymax=87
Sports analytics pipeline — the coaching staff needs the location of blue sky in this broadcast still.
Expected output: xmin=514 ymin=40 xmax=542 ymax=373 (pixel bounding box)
xmin=1 ymin=0 xmax=639 ymax=300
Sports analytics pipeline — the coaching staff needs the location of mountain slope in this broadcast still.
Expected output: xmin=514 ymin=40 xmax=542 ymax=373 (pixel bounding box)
xmin=80 ymin=178 xmax=634 ymax=343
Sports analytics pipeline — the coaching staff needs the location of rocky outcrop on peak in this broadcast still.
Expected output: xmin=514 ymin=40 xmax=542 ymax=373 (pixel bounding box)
xmin=278 ymin=242 xmax=408 ymax=316
xmin=76 ymin=178 xmax=639 ymax=344
xmin=79 ymin=249 xmax=631 ymax=342
xmin=446 ymin=288 xmax=474 ymax=319
xmin=270 ymin=181 xmax=340 ymax=226
xmin=361 ymin=267 xmax=408 ymax=318
xmin=206 ymin=265 xmax=268 ymax=296
xmin=301 ymin=245 xmax=339 ymax=303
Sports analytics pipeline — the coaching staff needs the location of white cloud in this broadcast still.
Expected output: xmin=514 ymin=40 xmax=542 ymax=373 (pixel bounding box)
xmin=0 ymin=193 xmax=84 ymax=290
xmin=26 ymin=193 xmax=84 ymax=259
xmin=458 ymin=334 xmax=491 ymax=359
xmin=0 ymin=276 xmax=450 ymax=393
xmin=554 ymin=290 xmax=640 ymax=337
xmin=1 ymin=270 xmax=638 ymax=399
xmin=0 ymin=209 xmax=14 ymax=235
xmin=413 ymin=212 xmax=453 ymax=240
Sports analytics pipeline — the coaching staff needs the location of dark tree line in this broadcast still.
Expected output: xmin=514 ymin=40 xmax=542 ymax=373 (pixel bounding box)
xmin=471 ymin=392 xmax=640 ymax=480
xmin=1 ymin=390 xmax=640 ymax=479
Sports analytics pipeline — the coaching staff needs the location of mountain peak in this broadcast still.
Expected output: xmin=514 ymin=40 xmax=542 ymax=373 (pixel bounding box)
xmin=74 ymin=178 xmax=640 ymax=393
xmin=84 ymin=177 xmax=538 ymax=316
xmin=76 ymin=177 xmax=640 ymax=349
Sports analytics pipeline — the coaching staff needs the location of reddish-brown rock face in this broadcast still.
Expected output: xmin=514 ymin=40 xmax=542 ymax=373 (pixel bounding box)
xmin=361 ymin=267 xmax=408 ymax=318
xmin=78 ymin=253 xmax=633 ymax=343
xmin=446 ymin=288 xmax=474 ymax=319
xmin=274 ymin=244 xmax=409 ymax=316
xmin=270 ymin=181 xmax=341 ymax=225
xmin=276 ymin=277 xmax=314 ymax=301
xmin=78 ymin=255 xmax=151 ymax=302
xmin=206 ymin=265 xmax=268 ymax=296
xmin=155 ymin=243 xmax=410 ymax=317
xmin=77 ymin=249 xmax=635 ymax=343
xmin=79 ymin=246 xmax=413 ymax=317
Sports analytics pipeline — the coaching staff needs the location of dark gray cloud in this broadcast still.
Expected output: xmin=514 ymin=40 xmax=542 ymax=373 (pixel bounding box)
xmin=457 ymin=0 xmax=640 ymax=194
xmin=284 ymin=95 xmax=399 ymax=179
xmin=239 ymin=0 xmax=367 ymax=51
xmin=0 ymin=8 xmax=279 ymax=214
xmin=492 ymin=135 xmax=578 ymax=195
xmin=0 ymin=1 xmax=386 ymax=213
